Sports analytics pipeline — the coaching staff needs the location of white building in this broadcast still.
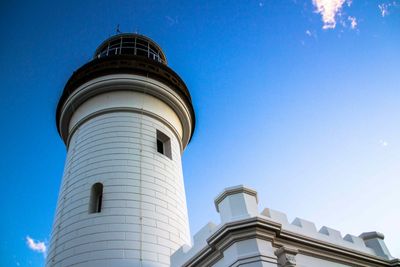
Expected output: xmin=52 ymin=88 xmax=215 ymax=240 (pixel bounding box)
xmin=171 ymin=185 xmax=400 ymax=267
xmin=47 ymin=33 xmax=399 ymax=267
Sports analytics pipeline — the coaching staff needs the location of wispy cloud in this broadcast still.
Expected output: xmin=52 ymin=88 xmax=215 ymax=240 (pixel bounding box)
xmin=26 ymin=236 xmax=47 ymax=256
xmin=378 ymin=2 xmax=399 ymax=17
xmin=348 ymin=16 xmax=357 ymax=29
xmin=379 ymin=3 xmax=390 ymax=17
xmin=312 ymin=0 xmax=346 ymax=29
xmin=165 ymin=16 xmax=179 ymax=27
xmin=379 ymin=139 xmax=389 ymax=147
xmin=305 ymin=29 xmax=318 ymax=39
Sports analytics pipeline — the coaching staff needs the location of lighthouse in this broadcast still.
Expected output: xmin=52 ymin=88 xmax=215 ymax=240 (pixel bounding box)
xmin=47 ymin=34 xmax=195 ymax=267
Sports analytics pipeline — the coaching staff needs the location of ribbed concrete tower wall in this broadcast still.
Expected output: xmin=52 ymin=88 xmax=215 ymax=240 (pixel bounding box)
xmin=47 ymin=73 xmax=193 ymax=267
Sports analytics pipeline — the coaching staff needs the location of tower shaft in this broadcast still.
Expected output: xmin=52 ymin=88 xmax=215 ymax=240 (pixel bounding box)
xmin=47 ymin=34 xmax=195 ymax=267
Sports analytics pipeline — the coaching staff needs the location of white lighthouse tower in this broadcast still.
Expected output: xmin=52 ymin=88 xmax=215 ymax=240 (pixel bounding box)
xmin=47 ymin=34 xmax=195 ymax=267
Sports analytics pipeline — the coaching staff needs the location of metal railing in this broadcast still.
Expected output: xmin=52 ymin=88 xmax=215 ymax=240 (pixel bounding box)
xmin=95 ymin=36 xmax=166 ymax=64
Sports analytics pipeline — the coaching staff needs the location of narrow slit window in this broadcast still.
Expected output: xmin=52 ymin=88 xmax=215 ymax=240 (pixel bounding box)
xmin=89 ymin=183 xmax=103 ymax=213
xmin=156 ymin=130 xmax=172 ymax=159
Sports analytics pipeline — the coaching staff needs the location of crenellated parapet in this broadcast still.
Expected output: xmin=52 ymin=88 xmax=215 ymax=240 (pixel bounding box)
xmin=172 ymin=185 xmax=399 ymax=267
xmin=262 ymin=208 xmax=383 ymax=257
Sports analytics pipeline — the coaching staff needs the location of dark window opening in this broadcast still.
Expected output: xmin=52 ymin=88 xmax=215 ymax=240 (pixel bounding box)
xmin=157 ymin=139 xmax=164 ymax=154
xmin=89 ymin=183 xmax=103 ymax=213
xmin=156 ymin=130 xmax=172 ymax=159
xmin=97 ymin=194 xmax=102 ymax=213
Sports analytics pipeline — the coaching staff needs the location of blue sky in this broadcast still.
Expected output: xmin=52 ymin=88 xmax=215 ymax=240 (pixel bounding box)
xmin=0 ymin=1 xmax=399 ymax=266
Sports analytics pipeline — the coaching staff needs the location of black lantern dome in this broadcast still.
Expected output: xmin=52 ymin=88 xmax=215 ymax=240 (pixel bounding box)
xmin=94 ymin=33 xmax=167 ymax=64
xmin=56 ymin=33 xmax=195 ymax=144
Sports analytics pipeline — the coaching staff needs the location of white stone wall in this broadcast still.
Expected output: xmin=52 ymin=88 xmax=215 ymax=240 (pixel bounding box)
xmin=295 ymin=254 xmax=352 ymax=267
xmin=212 ymin=239 xmax=277 ymax=267
xmin=68 ymin=90 xmax=184 ymax=142
xmin=47 ymin=110 xmax=190 ymax=267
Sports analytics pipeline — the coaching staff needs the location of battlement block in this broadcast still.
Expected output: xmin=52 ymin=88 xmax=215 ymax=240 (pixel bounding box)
xmin=292 ymin=218 xmax=318 ymax=234
xmin=262 ymin=208 xmax=289 ymax=225
xmin=193 ymin=222 xmax=217 ymax=246
xmin=214 ymin=185 xmax=259 ymax=223
xmin=171 ymin=244 xmax=192 ymax=267
xmin=343 ymin=234 xmax=368 ymax=249
xmin=171 ymin=221 xmax=217 ymax=267
xmin=319 ymin=226 xmax=343 ymax=241
xmin=360 ymin=231 xmax=393 ymax=259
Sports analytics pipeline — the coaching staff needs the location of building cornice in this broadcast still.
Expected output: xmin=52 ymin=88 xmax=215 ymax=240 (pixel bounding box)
xmin=57 ymin=73 xmax=194 ymax=150
xmin=180 ymin=217 xmax=398 ymax=267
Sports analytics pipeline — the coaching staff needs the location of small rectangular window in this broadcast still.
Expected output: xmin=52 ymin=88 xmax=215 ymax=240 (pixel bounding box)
xmin=156 ymin=130 xmax=172 ymax=159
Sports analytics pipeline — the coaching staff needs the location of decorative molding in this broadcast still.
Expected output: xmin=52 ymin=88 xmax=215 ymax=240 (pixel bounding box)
xmin=58 ymin=74 xmax=194 ymax=149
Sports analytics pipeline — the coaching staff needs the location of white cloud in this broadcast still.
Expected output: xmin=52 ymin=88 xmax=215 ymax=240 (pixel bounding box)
xmin=26 ymin=236 xmax=47 ymax=255
xmin=379 ymin=139 xmax=389 ymax=147
xmin=348 ymin=16 xmax=357 ymax=29
xmin=306 ymin=30 xmax=312 ymax=36
xmin=312 ymin=0 xmax=346 ymax=29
